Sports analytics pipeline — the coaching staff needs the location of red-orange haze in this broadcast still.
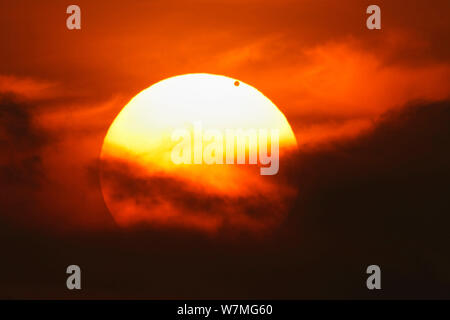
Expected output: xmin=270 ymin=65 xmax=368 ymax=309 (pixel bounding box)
xmin=0 ymin=0 xmax=448 ymax=231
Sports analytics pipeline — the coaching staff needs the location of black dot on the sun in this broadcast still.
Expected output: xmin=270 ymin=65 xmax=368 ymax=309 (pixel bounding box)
xmin=234 ymin=81 xmax=240 ymax=86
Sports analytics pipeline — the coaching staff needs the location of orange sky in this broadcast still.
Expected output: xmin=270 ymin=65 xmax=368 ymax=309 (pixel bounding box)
xmin=1 ymin=0 xmax=449 ymax=229
xmin=2 ymin=1 xmax=450 ymax=300
xmin=2 ymin=1 xmax=449 ymax=133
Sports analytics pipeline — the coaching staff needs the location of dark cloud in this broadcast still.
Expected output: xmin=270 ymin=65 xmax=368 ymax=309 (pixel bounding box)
xmin=0 ymin=93 xmax=48 ymax=153
xmin=100 ymin=157 xmax=296 ymax=232
xmin=0 ymin=94 xmax=49 ymax=181
xmin=0 ymin=90 xmax=118 ymax=229
xmin=1 ymin=99 xmax=450 ymax=298
xmin=0 ymin=94 xmax=50 ymax=225
xmin=282 ymin=99 xmax=450 ymax=298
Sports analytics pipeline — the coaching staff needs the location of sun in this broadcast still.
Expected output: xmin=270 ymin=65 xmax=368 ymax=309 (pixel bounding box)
xmin=100 ymin=73 xmax=298 ymax=233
